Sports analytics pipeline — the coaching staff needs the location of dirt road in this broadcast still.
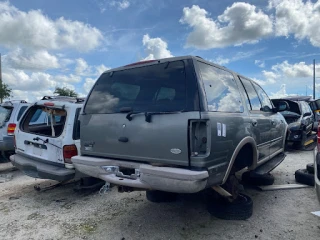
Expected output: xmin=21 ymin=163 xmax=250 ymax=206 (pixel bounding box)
xmin=0 ymin=148 xmax=319 ymax=240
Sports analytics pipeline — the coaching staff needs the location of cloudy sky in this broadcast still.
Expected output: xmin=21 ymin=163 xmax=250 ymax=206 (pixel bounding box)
xmin=1 ymin=0 xmax=320 ymax=101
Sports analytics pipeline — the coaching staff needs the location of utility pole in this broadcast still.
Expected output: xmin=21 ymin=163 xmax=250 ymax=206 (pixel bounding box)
xmin=313 ymin=59 xmax=316 ymax=99
xmin=0 ymin=53 xmax=2 ymax=103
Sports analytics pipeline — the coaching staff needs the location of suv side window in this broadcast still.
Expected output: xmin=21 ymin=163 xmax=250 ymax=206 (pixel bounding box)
xmin=17 ymin=106 xmax=28 ymax=121
xmin=73 ymin=108 xmax=81 ymax=140
xmin=240 ymin=77 xmax=261 ymax=111
xmin=252 ymin=83 xmax=273 ymax=112
xmin=198 ymin=62 xmax=243 ymax=112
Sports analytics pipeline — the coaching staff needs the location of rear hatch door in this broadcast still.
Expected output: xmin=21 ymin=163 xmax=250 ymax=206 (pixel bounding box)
xmin=16 ymin=104 xmax=67 ymax=165
xmin=81 ymin=59 xmax=200 ymax=166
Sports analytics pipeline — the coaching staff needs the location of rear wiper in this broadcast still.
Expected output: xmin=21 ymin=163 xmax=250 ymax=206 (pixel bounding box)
xmin=119 ymin=107 xmax=142 ymax=121
xmin=145 ymin=111 xmax=181 ymax=123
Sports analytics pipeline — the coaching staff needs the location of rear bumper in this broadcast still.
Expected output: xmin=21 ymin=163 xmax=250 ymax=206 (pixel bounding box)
xmin=10 ymin=154 xmax=76 ymax=182
xmin=314 ymin=148 xmax=320 ymax=203
xmin=71 ymin=155 xmax=209 ymax=193
xmin=0 ymin=136 xmax=14 ymax=151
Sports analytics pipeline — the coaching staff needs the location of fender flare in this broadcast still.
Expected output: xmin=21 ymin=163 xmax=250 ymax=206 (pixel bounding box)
xmin=221 ymin=136 xmax=258 ymax=184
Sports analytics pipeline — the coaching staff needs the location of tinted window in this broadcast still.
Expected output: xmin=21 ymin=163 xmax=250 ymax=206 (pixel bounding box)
xmin=85 ymin=61 xmax=187 ymax=114
xmin=73 ymin=108 xmax=81 ymax=140
xmin=240 ymin=78 xmax=261 ymax=111
xmin=198 ymin=62 xmax=243 ymax=112
xmin=17 ymin=106 xmax=28 ymax=121
xmin=22 ymin=106 xmax=67 ymax=137
xmin=252 ymin=83 xmax=273 ymax=112
xmin=0 ymin=107 xmax=12 ymax=127
xmin=301 ymin=102 xmax=311 ymax=114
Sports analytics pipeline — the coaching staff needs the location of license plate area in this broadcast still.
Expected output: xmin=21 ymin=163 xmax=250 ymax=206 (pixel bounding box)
xmin=102 ymin=166 xmax=140 ymax=180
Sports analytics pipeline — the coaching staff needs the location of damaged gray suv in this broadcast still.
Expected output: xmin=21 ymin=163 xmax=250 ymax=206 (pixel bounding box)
xmin=72 ymin=56 xmax=288 ymax=219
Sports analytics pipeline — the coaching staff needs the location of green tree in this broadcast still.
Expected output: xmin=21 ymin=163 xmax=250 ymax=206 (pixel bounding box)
xmin=54 ymin=87 xmax=78 ymax=97
xmin=0 ymin=83 xmax=13 ymax=103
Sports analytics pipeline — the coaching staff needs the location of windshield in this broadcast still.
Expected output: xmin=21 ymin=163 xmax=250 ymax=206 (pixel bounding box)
xmin=0 ymin=106 xmax=13 ymax=127
xmin=85 ymin=60 xmax=187 ymax=114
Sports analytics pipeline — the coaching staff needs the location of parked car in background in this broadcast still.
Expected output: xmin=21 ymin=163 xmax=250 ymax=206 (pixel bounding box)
xmin=314 ymin=122 xmax=320 ymax=203
xmin=10 ymin=96 xmax=85 ymax=182
xmin=308 ymin=98 xmax=320 ymax=130
xmin=72 ymin=56 xmax=288 ymax=220
xmin=0 ymin=100 xmax=30 ymax=162
xmin=272 ymin=98 xmax=314 ymax=147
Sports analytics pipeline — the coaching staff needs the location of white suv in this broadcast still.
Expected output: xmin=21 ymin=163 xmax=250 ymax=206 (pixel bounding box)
xmin=0 ymin=100 xmax=30 ymax=162
xmin=10 ymin=96 xmax=85 ymax=182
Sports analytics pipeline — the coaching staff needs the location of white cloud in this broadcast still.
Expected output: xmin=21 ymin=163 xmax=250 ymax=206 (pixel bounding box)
xmin=142 ymin=34 xmax=173 ymax=60
xmin=255 ymin=60 xmax=265 ymax=68
xmin=270 ymin=0 xmax=320 ymax=48
xmin=75 ymin=58 xmax=90 ymax=76
xmin=271 ymin=61 xmax=315 ymax=78
xmin=269 ymin=84 xmax=289 ymax=99
xmin=5 ymin=48 xmax=60 ymax=70
xmin=95 ymin=64 xmax=110 ymax=76
xmin=83 ymin=78 xmax=96 ymax=94
xmin=110 ymin=0 xmax=130 ymax=10
xmin=212 ymin=49 xmax=265 ymax=66
xmin=180 ymin=4 xmax=273 ymax=49
xmin=0 ymin=2 xmax=103 ymax=52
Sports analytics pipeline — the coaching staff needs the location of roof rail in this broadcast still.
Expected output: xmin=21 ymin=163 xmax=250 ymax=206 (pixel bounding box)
xmin=3 ymin=100 xmax=27 ymax=104
xmin=41 ymin=96 xmax=86 ymax=103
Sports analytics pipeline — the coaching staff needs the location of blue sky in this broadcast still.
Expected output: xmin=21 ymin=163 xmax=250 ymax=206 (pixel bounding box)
xmin=1 ymin=0 xmax=320 ymax=101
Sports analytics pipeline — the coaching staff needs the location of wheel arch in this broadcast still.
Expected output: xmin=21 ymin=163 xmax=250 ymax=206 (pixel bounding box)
xmin=221 ymin=136 xmax=258 ymax=185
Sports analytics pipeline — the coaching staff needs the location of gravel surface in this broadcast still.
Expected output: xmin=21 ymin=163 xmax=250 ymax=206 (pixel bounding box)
xmin=0 ymin=147 xmax=319 ymax=240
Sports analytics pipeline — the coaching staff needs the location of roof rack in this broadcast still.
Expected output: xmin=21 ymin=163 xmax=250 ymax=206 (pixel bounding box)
xmin=41 ymin=96 xmax=86 ymax=104
xmin=2 ymin=100 xmax=27 ymax=106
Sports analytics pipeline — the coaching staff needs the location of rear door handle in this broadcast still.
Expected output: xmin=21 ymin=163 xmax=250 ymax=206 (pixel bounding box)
xmin=252 ymin=121 xmax=258 ymax=127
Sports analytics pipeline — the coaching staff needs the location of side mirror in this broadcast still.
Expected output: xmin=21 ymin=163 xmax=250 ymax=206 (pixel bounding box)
xmin=274 ymin=101 xmax=289 ymax=112
xmin=303 ymin=112 xmax=312 ymax=117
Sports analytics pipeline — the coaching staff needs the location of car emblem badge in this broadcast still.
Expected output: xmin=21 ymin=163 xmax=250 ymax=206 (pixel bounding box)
xmin=171 ymin=148 xmax=182 ymax=154
xmin=122 ymin=124 xmax=126 ymax=128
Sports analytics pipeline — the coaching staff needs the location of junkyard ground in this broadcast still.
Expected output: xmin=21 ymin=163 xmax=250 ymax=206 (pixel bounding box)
xmin=0 ymin=147 xmax=319 ymax=240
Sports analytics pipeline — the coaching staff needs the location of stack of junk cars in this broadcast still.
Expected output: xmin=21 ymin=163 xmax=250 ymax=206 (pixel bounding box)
xmin=3 ymin=56 xmax=319 ymax=220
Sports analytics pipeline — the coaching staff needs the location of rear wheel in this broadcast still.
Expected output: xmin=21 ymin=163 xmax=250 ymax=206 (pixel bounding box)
xmin=295 ymin=169 xmax=314 ymax=186
xmin=146 ymin=190 xmax=178 ymax=203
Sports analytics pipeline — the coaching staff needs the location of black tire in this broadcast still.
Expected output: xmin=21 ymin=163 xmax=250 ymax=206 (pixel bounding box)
xmin=306 ymin=163 xmax=315 ymax=174
xmin=295 ymin=169 xmax=315 ymax=186
xmin=146 ymin=190 xmax=177 ymax=203
xmin=207 ymin=193 xmax=253 ymax=220
xmin=241 ymin=171 xmax=275 ymax=186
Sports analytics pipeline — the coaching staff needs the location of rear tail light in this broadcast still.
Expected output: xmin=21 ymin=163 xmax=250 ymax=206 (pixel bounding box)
xmin=7 ymin=123 xmax=16 ymax=136
xmin=63 ymin=145 xmax=78 ymax=164
xmin=189 ymin=120 xmax=209 ymax=156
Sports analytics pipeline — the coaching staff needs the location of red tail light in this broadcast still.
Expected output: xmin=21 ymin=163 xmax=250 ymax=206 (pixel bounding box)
xmin=63 ymin=145 xmax=78 ymax=164
xmin=43 ymin=102 xmax=54 ymax=106
xmin=7 ymin=123 xmax=16 ymax=136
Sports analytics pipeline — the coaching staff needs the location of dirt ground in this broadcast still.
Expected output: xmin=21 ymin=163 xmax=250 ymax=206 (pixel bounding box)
xmin=0 ymin=147 xmax=319 ymax=240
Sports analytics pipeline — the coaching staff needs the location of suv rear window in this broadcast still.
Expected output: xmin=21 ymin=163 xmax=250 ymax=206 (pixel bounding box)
xmin=85 ymin=61 xmax=187 ymax=114
xmin=21 ymin=106 xmax=67 ymax=137
xmin=0 ymin=106 xmax=13 ymax=126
